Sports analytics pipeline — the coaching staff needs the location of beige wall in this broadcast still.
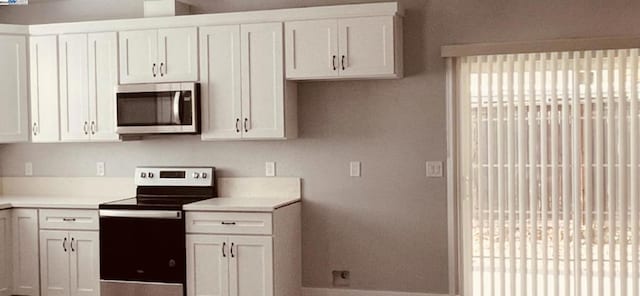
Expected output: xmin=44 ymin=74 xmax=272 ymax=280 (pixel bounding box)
xmin=2 ymin=0 xmax=640 ymax=294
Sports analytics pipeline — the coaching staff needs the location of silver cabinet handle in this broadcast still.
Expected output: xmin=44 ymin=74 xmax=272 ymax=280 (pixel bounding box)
xmin=230 ymin=243 xmax=235 ymax=258
xmin=341 ymin=55 xmax=346 ymax=70
xmin=235 ymin=118 xmax=240 ymax=133
xmin=91 ymin=121 xmax=96 ymax=135
xmin=332 ymin=55 xmax=337 ymax=71
xmin=83 ymin=121 xmax=89 ymax=135
xmin=70 ymin=238 xmax=75 ymax=252
xmin=152 ymin=63 xmax=157 ymax=77
xmin=243 ymin=118 xmax=248 ymax=133
xmin=160 ymin=62 xmax=165 ymax=77
xmin=63 ymin=237 xmax=67 ymax=252
xmin=33 ymin=122 xmax=37 ymax=136
xmin=222 ymin=242 xmax=227 ymax=258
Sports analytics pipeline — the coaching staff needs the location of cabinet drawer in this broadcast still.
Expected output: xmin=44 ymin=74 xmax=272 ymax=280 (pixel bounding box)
xmin=186 ymin=212 xmax=272 ymax=235
xmin=39 ymin=209 xmax=99 ymax=230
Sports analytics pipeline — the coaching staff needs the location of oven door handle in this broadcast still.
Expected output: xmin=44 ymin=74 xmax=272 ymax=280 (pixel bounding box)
xmin=99 ymin=210 xmax=182 ymax=219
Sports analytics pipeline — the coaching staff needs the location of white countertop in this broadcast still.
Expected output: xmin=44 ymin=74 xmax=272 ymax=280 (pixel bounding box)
xmin=0 ymin=195 xmax=301 ymax=212
xmin=0 ymin=195 xmax=125 ymax=210
xmin=183 ymin=196 xmax=301 ymax=212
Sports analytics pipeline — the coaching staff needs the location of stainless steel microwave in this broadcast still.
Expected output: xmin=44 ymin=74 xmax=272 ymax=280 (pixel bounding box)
xmin=115 ymin=83 xmax=199 ymax=135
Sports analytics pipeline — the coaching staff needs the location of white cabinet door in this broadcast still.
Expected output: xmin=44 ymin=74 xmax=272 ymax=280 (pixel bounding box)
xmin=228 ymin=236 xmax=273 ymax=296
xmin=200 ymin=25 xmax=242 ymax=140
xmin=40 ymin=230 xmax=70 ymax=296
xmin=0 ymin=35 xmax=28 ymax=143
xmin=338 ymin=16 xmax=395 ymax=78
xmin=88 ymin=32 xmax=120 ymax=142
xmin=240 ymin=23 xmax=285 ymax=139
xmin=12 ymin=209 xmax=39 ymax=296
xmin=158 ymin=27 xmax=198 ymax=82
xmin=69 ymin=231 xmax=100 ymax=296
xmin=30 ymin=35 xmax=60 ymax=143
xmin=285 ymin=20 xmax=338 ymax=79
xmin=119 ymin=29 xmax=158 ymax=84
xmin=187 ymin=235 xmax=229 ymax=296
xmin=59 ymin=34 xmax=90 ymax=142
xmin=0 ymin=211 xmax=11 ymax=296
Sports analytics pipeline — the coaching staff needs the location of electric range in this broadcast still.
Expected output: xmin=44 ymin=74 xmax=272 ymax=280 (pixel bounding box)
xmin=98 ymin=167 xmax=216 ymax=296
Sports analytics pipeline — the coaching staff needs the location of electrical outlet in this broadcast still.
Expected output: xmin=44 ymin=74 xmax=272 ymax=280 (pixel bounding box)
xmin=350 ymin=161 xmax=361 ymax=177
xmin=265 ymin=162 xmax=276 ymax=177
xmin=426 ymin=161 xmax=443 ymax=178
xmin=25 ymin=162 xmax=33 ymax=176
xmin=97 ymin=162 xmax=105 ymax=177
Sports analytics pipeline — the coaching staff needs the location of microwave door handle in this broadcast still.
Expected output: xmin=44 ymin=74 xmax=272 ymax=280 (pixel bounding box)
xmin=172 ymin=91 xmax=181 ymax=125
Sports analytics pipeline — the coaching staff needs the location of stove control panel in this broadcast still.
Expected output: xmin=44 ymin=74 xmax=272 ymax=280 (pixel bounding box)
xmin=135 ymin=167 xmax=215 ymax=187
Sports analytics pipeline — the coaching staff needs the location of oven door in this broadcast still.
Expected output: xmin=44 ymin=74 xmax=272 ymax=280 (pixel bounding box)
xmin=115 ymin=83 xmax=198 ymax=135
xmin=99 ymin=209 xmax=185 ymax=296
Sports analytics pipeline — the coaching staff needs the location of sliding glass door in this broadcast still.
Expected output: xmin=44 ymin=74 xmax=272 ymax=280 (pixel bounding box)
xmin=457 ymin=49 xmax=640 ymax=296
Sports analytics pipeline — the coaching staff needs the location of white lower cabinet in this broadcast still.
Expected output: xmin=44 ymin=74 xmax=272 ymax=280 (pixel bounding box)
xmin=187 ymin=235 xmax=273 ymax=296
xmin=186 ymin=204 xmax=301 ymax=296
xmin=40 ymin=230 xmax=100 ymax=296
xmin=12 ymin=209 xmax=40 ymax=296
xmin=0 ymin=210 xmax=11 ymax=296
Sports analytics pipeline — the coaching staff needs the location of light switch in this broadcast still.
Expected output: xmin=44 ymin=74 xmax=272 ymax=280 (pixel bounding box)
xmin=350 ymin=161 xmax=361 ymax=177
xmin=265 ymin=162 xmax=276 ymax=177
xmin=97 ymin=162 xmax=105 ymax=177
xmin=25 ymin=162 xmax=33 ymax=176
xmin=426 ymin=161 xmax=443 ymax=178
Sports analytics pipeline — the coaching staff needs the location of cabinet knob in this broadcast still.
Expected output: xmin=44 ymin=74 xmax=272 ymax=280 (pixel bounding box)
xmin=160 ymin=62 xmax=165 ymax=77
xmin=341 ymin=55 xmax=346 ymax=70
xmin=83 ymin=121 xmax=89 ymax=135
xmin=70 ymin=237 xmax=75 ymax=252
xmin=230 ymin=242 xmax=235 ymax=258
xmin=244 ymin=118 xmax=249 ymax=133
xmin=236 ymin=118 xmax=240 ymax=133
xmin=91 ymin=121 xmax=96 ymax=135
xmin=63 ymin=237 xmax=67 ymax=252
xmin=152 ymin=63 xmax=157 ymax=77
xmin=332 ymin=55 xmax=337 ymax=71
xmin=32 ymin=122 xmax=37 ymax=136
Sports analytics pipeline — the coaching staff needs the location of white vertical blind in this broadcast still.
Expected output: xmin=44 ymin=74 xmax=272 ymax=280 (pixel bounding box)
xmin=460 ymin=48 xmax=640 ymax=296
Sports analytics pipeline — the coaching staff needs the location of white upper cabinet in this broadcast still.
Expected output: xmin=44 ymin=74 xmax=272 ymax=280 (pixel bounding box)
xmin=241 ymin=22 xmax=295 ymax=139
xmin=119 ymin=29 xmax=157 ymax=84
xmin=59 ymin=32 xmax=119 ymax=142
xmin=200 ymin=23 xmax=297 ymax=141
xmin=30 ymin=35 xmax=61 ymax=143
xmin=285 ymin=19 xmax=338 ymax=79
xmin=88 ymin=32 xmax=120 ymax=141
xmin=158 ymin=27 xmax=199 ymax=82
xmin=0 ymin=35 xmax=28 ymax=143
xmin=59 ymin=34 xmax=90 ymax=141
xmin=200 ymin=25 xmax=242 ymax=140
xmin=119 ymin=27 xmax=198 ymax=84
xmin=285 ymin=15 xmax=402 ymax=80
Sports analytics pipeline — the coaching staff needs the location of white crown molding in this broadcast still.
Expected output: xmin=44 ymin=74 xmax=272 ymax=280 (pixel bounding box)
xmin=28 ymin=2 xmax=403 ymax=36
xmin=302 ymin=287 xmax=449 ymax=296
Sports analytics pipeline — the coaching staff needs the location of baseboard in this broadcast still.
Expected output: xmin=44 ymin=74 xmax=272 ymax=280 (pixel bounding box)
xmin=302 ymin=287 xmax=448 ymax=296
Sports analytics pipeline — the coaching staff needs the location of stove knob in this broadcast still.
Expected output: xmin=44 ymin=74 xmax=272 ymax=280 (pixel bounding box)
xmin=148 ymin=172 xmax=154 ymax=178
xmin=140 ymin=172 xmax=147 ymax=178
xmin=193 ymin=172 xmax=200 ymax=179
xmin=201 ymin=172 xmax=208 ymax=179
